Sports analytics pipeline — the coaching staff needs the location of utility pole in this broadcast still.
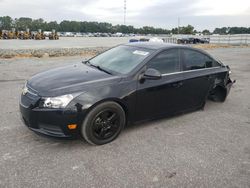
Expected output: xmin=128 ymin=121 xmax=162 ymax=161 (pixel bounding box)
xmin=178 ymin=17 xmax=180 ymax=34
xmin=124 ymin=0 xmax=126 ymax=25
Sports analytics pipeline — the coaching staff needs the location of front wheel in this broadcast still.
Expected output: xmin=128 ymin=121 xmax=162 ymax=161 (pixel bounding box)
xmin=81 ymin=101 xmax=126 ymax=145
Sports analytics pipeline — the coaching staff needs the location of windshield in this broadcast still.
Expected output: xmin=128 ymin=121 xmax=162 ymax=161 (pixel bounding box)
xmin=89 ymin=45 xmax=153 ymax=74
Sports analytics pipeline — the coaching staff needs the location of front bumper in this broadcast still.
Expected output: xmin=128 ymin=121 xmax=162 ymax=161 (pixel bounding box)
xmin=20 ymin=97 xmax=80 ymax=138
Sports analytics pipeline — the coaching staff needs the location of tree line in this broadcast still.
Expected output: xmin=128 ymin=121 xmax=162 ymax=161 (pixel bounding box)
xmin=1 ymin=16 xmax=250 ymax=34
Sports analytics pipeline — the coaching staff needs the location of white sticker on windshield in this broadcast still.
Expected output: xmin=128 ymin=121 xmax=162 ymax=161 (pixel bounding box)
xmin=133 ymin=50 xmax=149 ymax=56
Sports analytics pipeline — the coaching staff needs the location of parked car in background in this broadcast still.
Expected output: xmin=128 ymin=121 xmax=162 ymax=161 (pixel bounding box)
xmin=177 ymin=37 xmax=210 ymax=44
xmin=129 ymin=38 xmax=139 ymax=42
xmin=64 ymin=32 xmax=74 ymax=37
xmin=113 ymin=32 xmax=124 ymax=37
xmin=74 ymin=33 xmax=83 ymax=37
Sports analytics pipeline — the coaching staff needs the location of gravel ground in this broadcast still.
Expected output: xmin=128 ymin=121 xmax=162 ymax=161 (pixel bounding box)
xmin=0 ymin=47 xmax=108 ymax=58
xmin=0 ymin=37 xmax=130 ymax=58
xmin=0 ymin=48 xmax=250 ymax=187
xmin=0 ymin=37 xmax=131 ymax=49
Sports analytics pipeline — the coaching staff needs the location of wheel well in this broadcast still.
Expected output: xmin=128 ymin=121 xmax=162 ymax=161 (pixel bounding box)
xmin=208 ymin=85 xmax=227 ymax=102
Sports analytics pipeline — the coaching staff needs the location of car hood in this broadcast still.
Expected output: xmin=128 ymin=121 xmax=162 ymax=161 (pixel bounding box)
xmin=27 ymin=63 xmax=122 ymax=97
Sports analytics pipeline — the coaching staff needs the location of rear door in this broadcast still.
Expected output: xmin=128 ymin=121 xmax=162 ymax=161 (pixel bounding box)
xmin=177 ymin=49 xmax=216 ymax=110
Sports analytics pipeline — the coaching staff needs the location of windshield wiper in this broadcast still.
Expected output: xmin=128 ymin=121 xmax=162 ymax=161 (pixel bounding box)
xmin=96 ymin=65 xmax=112 ymax=75
xmin=83 ymin=60 xmax=112 ymax=75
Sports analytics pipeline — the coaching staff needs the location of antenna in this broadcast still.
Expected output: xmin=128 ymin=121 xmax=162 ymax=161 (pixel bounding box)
xmin=124 ymin=0 xmax=126 ymax=25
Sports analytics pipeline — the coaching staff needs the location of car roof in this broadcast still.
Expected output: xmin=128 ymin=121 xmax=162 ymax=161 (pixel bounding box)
xmin=124 ymin=42 xmax=185 ymax=50
xmin=123 ymin=42 xmax=214 ymax=60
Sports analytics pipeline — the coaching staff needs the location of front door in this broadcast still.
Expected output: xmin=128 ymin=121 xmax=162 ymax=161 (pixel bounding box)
xmin=135 ymin=48 xmax=184 ymax=121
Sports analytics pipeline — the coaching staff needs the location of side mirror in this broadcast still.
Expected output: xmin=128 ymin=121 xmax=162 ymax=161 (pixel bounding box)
xmin=142 ymin=68 xmax=162 ymax=80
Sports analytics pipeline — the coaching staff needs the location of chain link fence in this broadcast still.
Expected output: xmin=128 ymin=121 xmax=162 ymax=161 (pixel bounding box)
xmin=161 ymin=34 xmax=250 ymax=45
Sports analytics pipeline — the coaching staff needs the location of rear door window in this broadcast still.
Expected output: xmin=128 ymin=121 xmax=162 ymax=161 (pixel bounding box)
xmin=204 ymin=55 xmax=221 ymax=68
xmin=183 ymin=49 xmax=220 ymax=70
xmin=183 ymin=49 xmax=205 ymax=70
xmin=147 ymin=49 xmax=180 ymax=74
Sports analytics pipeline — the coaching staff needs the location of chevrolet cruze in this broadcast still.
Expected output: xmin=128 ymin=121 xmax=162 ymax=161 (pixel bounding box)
xmin=20 ymin=42 xmax=234 ymax=145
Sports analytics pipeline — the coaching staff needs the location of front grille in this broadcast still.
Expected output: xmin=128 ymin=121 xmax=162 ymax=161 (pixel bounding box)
xmin=21 ymin=85 xmax=40 ymax=108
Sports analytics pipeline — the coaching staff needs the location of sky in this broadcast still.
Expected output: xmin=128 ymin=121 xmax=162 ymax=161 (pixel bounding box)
xmin=0 ymin=0 xmax=250 ymax=31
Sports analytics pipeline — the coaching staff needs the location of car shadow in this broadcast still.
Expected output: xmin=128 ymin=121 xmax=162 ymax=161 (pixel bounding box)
xmin=123 ymin=100 xmax=220 ymax=134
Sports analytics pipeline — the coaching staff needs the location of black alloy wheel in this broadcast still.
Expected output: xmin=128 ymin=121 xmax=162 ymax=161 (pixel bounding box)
xmin=92 ymin=110 xmax=120 ymax=140
xmin=81 ymin=101 xmax=125 ymax=145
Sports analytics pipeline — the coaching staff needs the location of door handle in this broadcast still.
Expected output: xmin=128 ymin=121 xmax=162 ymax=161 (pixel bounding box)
xmin=171 ymin=82 xmax=183 ymax=88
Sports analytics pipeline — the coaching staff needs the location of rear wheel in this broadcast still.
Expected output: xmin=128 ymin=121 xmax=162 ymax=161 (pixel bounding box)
xmin=81 ymin=101 xmax=125 ymax=145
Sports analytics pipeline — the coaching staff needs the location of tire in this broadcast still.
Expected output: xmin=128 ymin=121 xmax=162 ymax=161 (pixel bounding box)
xmin=81 ymin=101 xmax=126 ymax=145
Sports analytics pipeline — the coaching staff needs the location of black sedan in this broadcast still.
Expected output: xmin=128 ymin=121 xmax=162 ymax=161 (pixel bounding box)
xmin=20 ymin=42 xmax=234 ymax=145
xmin=177 ymin=37 xmax=210 ymax=44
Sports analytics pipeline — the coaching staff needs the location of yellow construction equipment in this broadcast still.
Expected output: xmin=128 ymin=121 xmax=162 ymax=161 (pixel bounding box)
xmin=34 ymin=29 xmax=45 ymax=40
xmin=17 ymin=28 xmax=31 ymax=40
xmin=49 ymin=29 xmax=59 ymax=40
xmin=2 ymin=30 xmax=8 ymax=39
xmin=2 ymin=28 xmax=17 ymax=39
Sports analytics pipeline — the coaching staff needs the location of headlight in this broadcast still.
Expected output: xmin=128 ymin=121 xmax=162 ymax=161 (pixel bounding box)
xmin=43 ymin=94 xmax=74 ymax=108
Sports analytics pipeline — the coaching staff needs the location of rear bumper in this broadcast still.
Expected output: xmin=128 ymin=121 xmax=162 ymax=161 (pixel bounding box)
xmin=20 ymin=103 xmax=80 ymax=138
